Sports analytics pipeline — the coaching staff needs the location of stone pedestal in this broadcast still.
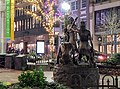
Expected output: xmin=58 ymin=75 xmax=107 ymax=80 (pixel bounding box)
xmin=53 ymin=65 xmax=99 ymax=89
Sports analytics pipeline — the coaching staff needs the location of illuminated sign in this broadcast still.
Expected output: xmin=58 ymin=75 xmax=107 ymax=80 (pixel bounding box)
xmin=6 ymin=0 xmax=10 ymax=39
xmin=36 ymin=40 xmax=45 ymax=54
xmin=10 ymin=0 xmax=14 ymax=41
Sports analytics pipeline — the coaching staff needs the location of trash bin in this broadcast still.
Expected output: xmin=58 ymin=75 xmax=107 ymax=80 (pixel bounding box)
xmin=0 ymin=53 xmax=6 ymax=68
xmin=5 ymin=53 xmax=17 ymax=69
xmin=15 ymin=55 xmax=27 ymax=70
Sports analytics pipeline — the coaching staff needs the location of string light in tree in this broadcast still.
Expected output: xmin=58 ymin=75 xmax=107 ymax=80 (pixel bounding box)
xmin=16 ymin=0 xmax=61 ymax=52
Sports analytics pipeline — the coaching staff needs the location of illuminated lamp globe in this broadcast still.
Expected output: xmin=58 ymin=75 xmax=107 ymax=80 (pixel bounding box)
xmin=61 ymin=2 xmax=70 ymax=11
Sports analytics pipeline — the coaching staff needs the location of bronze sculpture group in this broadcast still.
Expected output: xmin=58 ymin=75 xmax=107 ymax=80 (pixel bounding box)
xmin=56 ymin=17 xmax=96 ymax=67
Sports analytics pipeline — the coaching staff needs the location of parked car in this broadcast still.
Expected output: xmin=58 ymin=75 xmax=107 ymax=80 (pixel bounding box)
xmin=94 ymin=51 xmax=109 ymax=62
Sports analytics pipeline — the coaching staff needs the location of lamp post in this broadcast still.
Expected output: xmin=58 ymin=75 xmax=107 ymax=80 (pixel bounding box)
xmin=58 ymin=2 xmax=70 ymax=44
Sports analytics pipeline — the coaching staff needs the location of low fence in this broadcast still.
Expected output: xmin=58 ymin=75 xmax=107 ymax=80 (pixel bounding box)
xmin=80 ymin=74 xmax=119 ymax=89
xmin=97 ymin=64 xmax=120 ymax=76
xmin=99 ymin=75 xmax=119 ymax=89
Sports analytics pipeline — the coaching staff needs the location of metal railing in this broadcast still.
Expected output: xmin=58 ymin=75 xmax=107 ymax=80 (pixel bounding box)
xmin=80 ymin=74 xmax=119 ymax=89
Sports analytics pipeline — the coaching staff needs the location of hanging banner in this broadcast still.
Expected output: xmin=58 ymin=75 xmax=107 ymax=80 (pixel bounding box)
xmin=10 ymin=0 xmax=14 ymax=41
xmin=6 ymin=0 xmax=10 ymax=39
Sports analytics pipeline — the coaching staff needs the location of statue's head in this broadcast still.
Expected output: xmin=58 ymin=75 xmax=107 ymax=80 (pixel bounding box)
xmin=68 ymin=17 xmax=74 ymax=24
xmin=80 ymin=21 xmax=86 ymax=29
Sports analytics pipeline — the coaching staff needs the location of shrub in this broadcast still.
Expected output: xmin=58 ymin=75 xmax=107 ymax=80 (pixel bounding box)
xmin=8 ymin=68 xmax=70 ymax=89
xmin=18 ymin=68 xmax=47 ymax=88
xmin=7 ymin=83 xmax=23 ymax=89
xmin=45 ymin=82 xmax=69 ymax=89
xmin=0 ymin=82 xmax=8 ymax=89
xmin=105 ymin=53 xmax=120 ymax=65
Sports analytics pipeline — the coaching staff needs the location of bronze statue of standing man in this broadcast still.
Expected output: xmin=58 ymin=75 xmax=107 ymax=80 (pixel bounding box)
xmin=78 ymin=21 xmax=95 ymax=67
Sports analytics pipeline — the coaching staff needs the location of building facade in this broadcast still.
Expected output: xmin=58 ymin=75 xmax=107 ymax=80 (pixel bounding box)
xmin=13 ymin=0 xmax=49 ymax=54
xmin=0 ymin=0 xmax=6 ymax=53
xmin=13 ymin=0 xmax=120 ymax=55
xmin=59 ymin=0 xmax=90 ymax=29
xmin=13 ymin=0 xmax=61 ymax=54
xmin=59 ymin=0 xmax=120 ymax=54
xmin=89 ymin=0 xmax=120 ymax=54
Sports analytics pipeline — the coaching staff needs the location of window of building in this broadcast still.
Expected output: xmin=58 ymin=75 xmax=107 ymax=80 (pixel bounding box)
xmin=102 ymin=0 xmax=109 ymax=2
xmin=29 ymin=18 xmax=31 ymax=29
xmin=21 ymin=20 xmax=24 ymax=30
xmin=33 ymin=18 xmax=35 ymax=28
xmin=19 ymin=20 xmax=21 ymax=31
xmin=32 ymin=5 xmax=37 ymax=12
xmin=117 ymin=44 xmax=120 ymax=53
xmin=16 ymin=10 xmax=19 ymax=17
xmin=101 ymin=10 xmax=106 ymax=25
xmin=76 ymin=1 xmax=78 ymax=10
xmin=15 ymin=10 xmax=17 ymax=17
xmin=36 ymin=18 xmax=39 ymax=27
xmin=32 ymin=5 xmax=35 ymax=12
xmin=39 ymin=16 xmax=42 ymax=27
xmin=96 ymin=0 xmax=109 ymax=3
xmin=117 ymin=34 xmax=120 ymax=42
xmin=95 ymin=7 xmax=119 ymax=27
xmin=18 ymin=21 xmax=21 ymax=31
xmin=100 ymin=45 xmax=104 ymax=53
xmin=35 ymin=5 xmax=37 ymax=11
xmin=14 ymin=22 xmax=17 ymax=31
xmin=107 ymin=35 xmax=112 ymax=42
xmin=19 ymin=10 xmax=21 ymax=16
xmin=17 ymin=21 xmax=18 ymax=31
xmin=27 ymin=19 xmax=30 ymax=29
xmin=18 ymin=10 xmax=20 ymax=16
xmin=30 ymin=18 xmax=32 ymax=29
xmin=96 ymin=0 xmax=101 ymax=3
xmin=81 ymin=0 xmax=86 ymax=8
xmin=117 ymin=7 xmax=120 ymax=27
xmin=71 ymin=1 xmax=75 ymax=10
xmin=95 ymin=11 xmax=101 ymax=26
xmin=20 ymin=10 xmax=22 ymax=16
xmin=25 ymin=19 xmax=27 ymax=30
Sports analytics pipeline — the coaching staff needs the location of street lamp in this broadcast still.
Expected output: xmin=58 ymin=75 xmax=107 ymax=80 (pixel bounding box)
xmin=59 ymin=2 xmax=70 ymax=43
xmin=61 ymin=2 xmax=70 ymax=12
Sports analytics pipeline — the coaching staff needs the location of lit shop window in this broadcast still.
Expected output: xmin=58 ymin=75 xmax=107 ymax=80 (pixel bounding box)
xmin=117 ymin=44 xmax=120 ymax=53
xmin=107 ymin=35 xmax=112 ymax=42
xmin=100 ymin=46 xmax=104 ymax=53
xmin=17 ymin=21 xmax=19 ymax=31
xmin=107 ymin=45 xmax=115 ymax=54
xmin=117 ymin=34 xmax=120 ymax=42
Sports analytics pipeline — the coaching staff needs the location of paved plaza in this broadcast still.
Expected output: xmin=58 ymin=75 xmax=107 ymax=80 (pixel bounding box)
xmin=0 ymin=68 xmax=120 ymax=88
xmin=0 ymin=68 xmax=53 ymax=83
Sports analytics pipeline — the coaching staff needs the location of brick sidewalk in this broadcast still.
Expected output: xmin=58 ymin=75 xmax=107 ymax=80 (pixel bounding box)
xmin=0 ymin=68 xmax=21 ymax=83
